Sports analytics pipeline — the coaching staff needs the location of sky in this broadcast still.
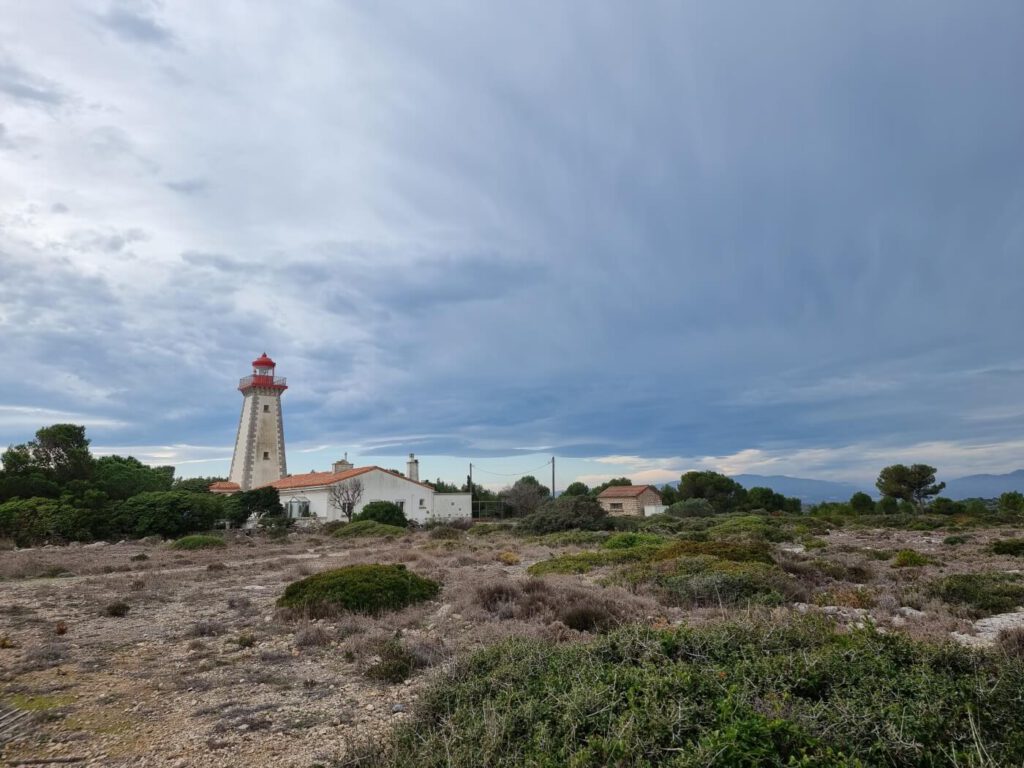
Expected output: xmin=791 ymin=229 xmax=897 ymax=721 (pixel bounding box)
xmin=1 ymin=2 xmax=1023 ymax=490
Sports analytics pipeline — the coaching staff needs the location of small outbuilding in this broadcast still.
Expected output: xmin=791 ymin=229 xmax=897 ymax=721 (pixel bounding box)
xmin=596 ymin=485 xmax=662 ymax=517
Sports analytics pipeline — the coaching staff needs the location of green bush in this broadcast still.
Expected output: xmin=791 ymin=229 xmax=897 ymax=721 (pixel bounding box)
xmin=277 ymin=564 xmax=440 ymax=617
xmin=891 ymin=549 xmax=932 ymax=567
xmin=365 ymin=638 xmax=418 ymax=683
xmin=518 ymin=496 xmax=609 ymax=534
xmin=707 ymin=514 xmax=788 ymax=543
xmin=943 ymin=535 xmax=970 ymax=546
xmin=333 ymin=520 xmax=407 ymax=539
xmin=992 ymin=538 xmax=1024 ymax=557
xmin=601 ymin=532 xmax=665 ymax=549
xmin=666 ymin=498 xmax=715 ymax=518
xmin=353 ymin=501 xmax=408 ymax=528
xmin=359 ymin=616 xmax=1024 ymax=767
xmin=527 ymin=547 xmax=657 ymax=576
xmin=930 ymin=572 xmax=1024 ymax=617
xmin=170 ymin=534 xmax=225 ymax=550
xmin=103 ymin=600 xmax=130 ymax=617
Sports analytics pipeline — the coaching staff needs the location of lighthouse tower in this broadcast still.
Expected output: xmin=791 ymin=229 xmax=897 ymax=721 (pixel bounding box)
xmin=228 ymin=353 xmax=288 ymax=491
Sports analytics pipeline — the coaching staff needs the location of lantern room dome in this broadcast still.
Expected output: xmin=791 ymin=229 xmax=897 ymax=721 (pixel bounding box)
xmin=252 ymin=352 xmax=276 ymax=369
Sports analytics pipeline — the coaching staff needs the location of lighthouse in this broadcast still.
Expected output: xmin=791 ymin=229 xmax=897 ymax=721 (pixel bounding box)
xmin=227 ymin=353 xmax=288 ymax=491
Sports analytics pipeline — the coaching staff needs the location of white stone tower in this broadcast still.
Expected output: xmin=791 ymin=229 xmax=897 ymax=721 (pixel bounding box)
xmin=228 ymin=353 xmax=288 ymax=491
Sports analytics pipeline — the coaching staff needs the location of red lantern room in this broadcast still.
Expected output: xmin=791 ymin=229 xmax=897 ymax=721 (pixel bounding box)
xmin=238 ymin=352 xmax=288 ymax=392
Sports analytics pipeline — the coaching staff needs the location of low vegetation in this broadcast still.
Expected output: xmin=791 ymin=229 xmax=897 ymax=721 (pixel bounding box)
xmin=929 ymin=572 xmax=1024 ymax=617
xmin=359 ymin=616 xmax=1024 ymax=767
xmin=991 ymin=538 xmax=1024 ymax=556
xmin=277 ymin=564 xmax=440 ymax=617
xmin=332 ymin=520 xmax=408 ymax=539
xmin=169 ymin=534 xmax=225 ymax=550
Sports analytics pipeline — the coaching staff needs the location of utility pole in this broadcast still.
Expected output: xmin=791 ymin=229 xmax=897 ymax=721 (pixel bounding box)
xmin=468 ymin=463 xmax=473 ymax=517
xmin=551 ymin=456 xmax=556 ymax=499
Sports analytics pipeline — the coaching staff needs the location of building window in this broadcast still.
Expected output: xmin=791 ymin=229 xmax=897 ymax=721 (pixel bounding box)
xmin=263 ymin=451 xmax=270 ymax=460
xmin=395 ymin=500 xmax=405 ymax=511
xmin=263 ymin=404 xmax=270 ymax=413
xmin=610 ymin=502 xmax=623 ymax=510
xmin=419 ymin=498 xmax=426 ymax=507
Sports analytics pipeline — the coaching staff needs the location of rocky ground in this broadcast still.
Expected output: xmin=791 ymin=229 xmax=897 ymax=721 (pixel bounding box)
xmin=2 ymin=524 xmax=1023 ymax=767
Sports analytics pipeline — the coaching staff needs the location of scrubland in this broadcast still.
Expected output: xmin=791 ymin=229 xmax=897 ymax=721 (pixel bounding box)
xmin=2 ymin=512 xmax=1024 ymax=766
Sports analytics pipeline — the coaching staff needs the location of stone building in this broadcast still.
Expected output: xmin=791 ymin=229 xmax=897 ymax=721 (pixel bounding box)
xmin=596 ymin=484 xmax=662 ymax=516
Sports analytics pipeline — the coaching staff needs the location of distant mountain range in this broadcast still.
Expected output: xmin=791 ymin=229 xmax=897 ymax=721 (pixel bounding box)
xmin=941 ymin=469 xmax=1024 ymax=500
xmin=731 ymin=475 xmax=862 ymax=503
xmin=729 ymin=470 xmax=1024 ymax=504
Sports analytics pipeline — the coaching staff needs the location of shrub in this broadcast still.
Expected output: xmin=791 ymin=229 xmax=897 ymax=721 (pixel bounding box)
xmin=466 ymin=522 xmax=515 ymax=536
xmin=333 ymin=520 xmax=407 ymax=539
xmin=360 ymin=616 xmax=1024 ymax=767
xmin=666 ymin=498 xmax=715 ymax=517
xmin=428 ymin=525 xmax=462 ymax=540
xmin=997 ymin=627 xmax=1024 ymax=658
xmin=207 ymin=562 xmax=228 ymax=572
xmin=294 ymin=623 xmax=332 ymax=648
xmin=473 ymin=577 xmax=637 ymax=632
xmin=103 ymin=601 xmax=130 ymax=617
xmin=353 ymin=501 xmax=408 ymax=528
xmin=365 ymin=638 xmax=418 ymax=683
xmin=277 ymin=564 xmax=440 ymax=617
xmin=992 ymin=538 xmax=1024 ymax=557
xmin=930 ymin=573 xmax=1024 ymax=617
xmin=518 ymin=496 xmax=609 ymax=534
xmin=943 ymin=535 xmax=969 ymax=546
xmin=497 ymin=551 xmax=520 ymax=565
xmin=188 ymin=620 xmax=224 ymax=637
xmin=707 ymin=515 xmax=787 ymax=543
xmin=537 ymin=530 xmax=609 ymax=547
xmin=527 ymin=547 xmax=656 ymax=576
xmin=130 ymin=552 xmax=149 ymax=561
xmin=235 ymin=632 xmax=257 ymax=649
xmin=170 ymin=534 xmax=225 ymax=550
xmin=601 ymin=532 xmax=665 ymax=549
xmin=892 ymin=549 xmax=932 ymax=567
xmin=322 ymin=520 xmax=347 ymax=535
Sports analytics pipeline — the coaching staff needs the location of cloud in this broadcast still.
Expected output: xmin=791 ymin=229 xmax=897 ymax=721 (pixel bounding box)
xmin=95 ymin=2 xmax=175 ymax=47
xmin=0 ymin=56 xmax=65 ymax=106
xmin=0 ymin=3 xmax=1022 ymax=484
xmin=165 ymin=177 xmax=208 ymax=195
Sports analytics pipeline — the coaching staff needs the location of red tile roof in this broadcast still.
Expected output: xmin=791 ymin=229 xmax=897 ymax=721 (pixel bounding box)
xmin=265 ymin=466 xmax=434 ymax=491
xmin=209 ymin=481 xmax=240 ymax=492
xmin=597 ymin=484 xmax=661 ymax=499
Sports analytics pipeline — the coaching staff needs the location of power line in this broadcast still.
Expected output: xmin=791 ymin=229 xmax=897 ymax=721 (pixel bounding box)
xmin=470 ymin=459 xmax=553 ymax=478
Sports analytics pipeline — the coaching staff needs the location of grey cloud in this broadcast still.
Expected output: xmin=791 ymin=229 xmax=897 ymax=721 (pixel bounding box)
xmin=181 ymin=251 xmax=252 ymax=272
xmin=165 ymin=178 xmax=208 ymax=195
xmin=96 ymin=2 xmax=175 ymax=47
xmin=51 ymin=203 xmax=69 ymax=214
xmin=0 ymin=57 xmax=65 ymax=107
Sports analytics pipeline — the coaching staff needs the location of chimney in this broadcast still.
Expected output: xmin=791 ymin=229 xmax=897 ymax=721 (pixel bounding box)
xmin=332 ymin=452 xmax=354 ymax=474
xmin=407 ymin=453 xmax=419 ymax=483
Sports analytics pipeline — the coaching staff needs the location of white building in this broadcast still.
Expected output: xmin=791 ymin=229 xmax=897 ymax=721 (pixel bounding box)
xmin=270 ymin=454 xmax=471 ymax=525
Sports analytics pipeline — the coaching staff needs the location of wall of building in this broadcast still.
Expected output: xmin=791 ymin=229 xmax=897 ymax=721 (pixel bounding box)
xmin=598 ymin=489 xmax=662 ymax=517
xmin=228 ymin=389 xmax=287 ymax=490
xmin=276 ymin=469 xmax=471 ymax=524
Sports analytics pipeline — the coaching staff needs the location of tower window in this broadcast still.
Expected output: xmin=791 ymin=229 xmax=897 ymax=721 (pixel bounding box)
xmin=263 ymin=451 xmax=270 ymax=460
xmin=263 ymin=405 xmax=270 ymax=413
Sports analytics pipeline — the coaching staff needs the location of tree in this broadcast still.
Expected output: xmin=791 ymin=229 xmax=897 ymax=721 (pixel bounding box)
xmin=659 ymin=484 xmax=680 ymax=506
xmin=172 ymin=476 xmax=226 ymax=493
xmin=875 ymin=464 xmax=945 ymax=511
xmin=677 ymin=471 xmax=747 ymax=514
xmin=744 ymin=487 xmax=799 ymax=513
xmin=354 ymin=500 xmax=408 ymax=527
xmin=501 ymin=476 xmax=550 ymax=517
xmin=430 ymin=478 xmax=461 ymax=494
xmin=589 ymin=478 xmax=632 ymax=497
xmin=998 ymin=491 xmax=1024 ymax=514
xmin=562 ymin=481 xmax=590 ymax=497
xmin=849 ymin=492 xmax=875 ymax=514
xmin=328 ymin=478 xmax=364 ymax=522
xmin=118 ymin=491 xmax=222 ymax=538
xmin=94 ymin=456 xmax=174 ymax=500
